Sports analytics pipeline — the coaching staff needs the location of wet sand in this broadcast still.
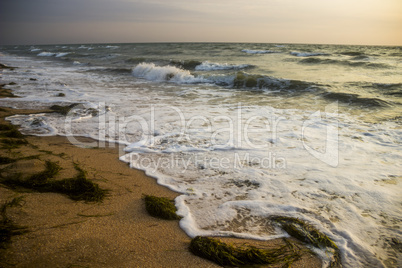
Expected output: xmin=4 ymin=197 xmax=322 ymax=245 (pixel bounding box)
xmin=0 ymin=81 xmax=320 ymax=267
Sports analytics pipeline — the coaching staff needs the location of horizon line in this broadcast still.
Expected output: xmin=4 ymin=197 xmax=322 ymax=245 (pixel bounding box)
xmin=1 ymin=41 xmax=401 ymax=47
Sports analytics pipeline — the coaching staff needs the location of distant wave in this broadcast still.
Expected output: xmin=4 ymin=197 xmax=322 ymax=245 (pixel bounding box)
xmin=372 ymin=82 xmax=402 ymax=90
xmin=78 ymin=45 xmax=93 ymax=50
xmin=242 ymin=49 xmax=280 ymax=54
xmin=132 ymin=63 xmax=206 ymax=84
xmin=37 ymin=52 xmax=70 ymax=57
xmin=130 ymin=64 xmax=396 ymax=108
xmin=321 ymin=92 xmax=391 ymax=107
xmin=96 ymin=67 xmax=133 ymax=74
xmin=37 ymin=52 xmax=56 ymax=57
xmin=290 ymin=51 xmax=330 ymax=57
xmin=340 ymin=51 xmax=366 ymax=56
xmin=125 ymin=57 xmax=147 ymax=64
xmin=169 ymin=60 xmax=202 ymax=70
xmin=299 ymin=57 xmax=391 ymax=69
xmin=104 ymin=45 xmax=119 ymax=49
xmin=368 ymin=83 xmax=402 ymax=97
xmin=229 ymin=72 xmax=321 ymax=93
xmin=195 ymin=61 xmax=252 ymax=71
xmin=55 ymin=52 xmax=70 ymax=57
xmin=131 ymin=63 xmax=321 ymax=93
xmin=350 ymin=55 xmax=369 ymax=61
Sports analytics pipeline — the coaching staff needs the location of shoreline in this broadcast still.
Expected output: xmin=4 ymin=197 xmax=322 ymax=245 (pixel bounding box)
xmin=0 ymin=106 xmax=220 ymax=267
xmin=0 ymin=71 xmax=321 ymax=267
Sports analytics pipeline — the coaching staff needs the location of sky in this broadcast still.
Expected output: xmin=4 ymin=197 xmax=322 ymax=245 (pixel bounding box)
xmin=0 ymin=0 xmax=401 ymax=46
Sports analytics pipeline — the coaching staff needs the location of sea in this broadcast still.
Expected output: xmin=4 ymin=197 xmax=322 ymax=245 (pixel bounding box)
xmin=0 ymin=43 xmax=401 ymax=267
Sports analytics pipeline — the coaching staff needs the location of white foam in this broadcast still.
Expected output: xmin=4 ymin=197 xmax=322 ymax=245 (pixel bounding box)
xmin=55 ymin=52 xmax=70 ymax=57
xmin=37 ymin=52 xmax=56 ymax=57
xmin=7 ymin=114 xmax=57 ymax=136
xmin=195 ymin=61 xmax=250 ymax=71
xmin=290 ymin=51 xmax=329 ymax=57
xmin=242 ymin=49 xmax=280 ymax=54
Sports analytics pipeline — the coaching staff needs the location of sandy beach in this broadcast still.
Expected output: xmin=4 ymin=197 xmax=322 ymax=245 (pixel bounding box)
xmin=0 ymin=80 xmax=321 ymax=267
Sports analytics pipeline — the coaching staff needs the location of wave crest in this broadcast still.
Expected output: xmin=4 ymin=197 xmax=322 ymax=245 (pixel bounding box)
xmin=299 ymin=57 xmax=391 ymax=69
xmin=290 ymin=51 xmax=330 ymax=57
xmin=37 ymin=52 xmax=70 ymax=57
xmin=322 ymin=92 xmax=391 ymax=107
xmin=170 ymin=60 xmax=202 ymax=70
xmin=195 ymin=61 xmax=252 ymax=71
xmin=37 ymin=52 xmax=56 ymax=57
xmin=231 ymin=72 xmax=319 ymax=93
xmin=242 ymin=49 xmax=280 ymax=54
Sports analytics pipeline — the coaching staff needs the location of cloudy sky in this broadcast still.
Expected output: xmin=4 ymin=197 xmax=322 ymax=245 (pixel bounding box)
xmin=0 ymin=0 xmax=401 ymax=45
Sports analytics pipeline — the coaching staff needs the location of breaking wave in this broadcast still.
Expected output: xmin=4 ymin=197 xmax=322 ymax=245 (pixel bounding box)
xmin=37 ymin=52 xmax=56 ymax=57
xmin=131 ymin=63 xmax=321 ymax=94
xmin=132 ymin=63 xmax=206 ymax=84
xmin=55 ymin=52 xmax=70 ymax=57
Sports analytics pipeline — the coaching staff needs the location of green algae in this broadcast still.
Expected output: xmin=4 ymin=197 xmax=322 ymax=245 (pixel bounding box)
xmin=189 ymin=236 xmax=302 ymax=267
xmin=0 ymin=161 xmax=107 ymax=203
xmin=272 ymin=216 xmax=341 ymax=267
xmin=143 ymin=195 xmax=181 ymax=220
xmin=0 ymin=197 xmax=28 ymax=249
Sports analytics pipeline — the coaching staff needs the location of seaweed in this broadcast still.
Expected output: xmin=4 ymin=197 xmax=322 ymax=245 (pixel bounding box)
xmin=0 ymin=129 xmax=24 ymax=139
xmin=29 ymin=160 xmax=62 ymax=186
xmin=0 ymin=197 xmax=28 ymax=249
xmin=0 ymin=156 xmax=16 ymax=165
xmin=1 ymin=138 xmax=28 ymax=149
xmin=50 ymin=163 xmax=108 ymax=202
xmin=189 ymin=236 xmax=301 ymax=267
xmin=271 ymin=216 xmax=341 ymax=267
xmin=0 ymin=124 xmax=14 ymax=131
xmin=1 ymin=160 xmax=61 ymax=189
xmin=49 ymin=103 xmax=79 ymax=115
xmin=143 ymin=195 xmax=181 ymax=220
xmin=0 ymin=124 xmax=27 ymax=149
xmin=0 ymin=161 xmax=107 ymax=202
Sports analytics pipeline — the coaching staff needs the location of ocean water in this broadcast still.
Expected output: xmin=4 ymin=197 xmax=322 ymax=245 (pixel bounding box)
xmin=0 ymin=43 xmax=401 ymax=267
